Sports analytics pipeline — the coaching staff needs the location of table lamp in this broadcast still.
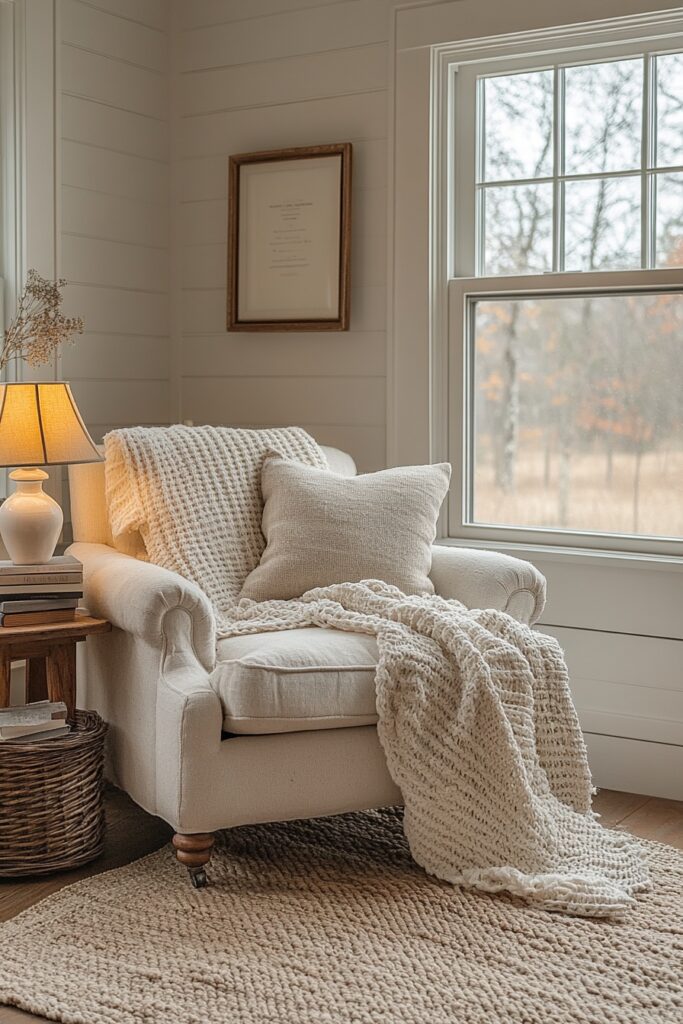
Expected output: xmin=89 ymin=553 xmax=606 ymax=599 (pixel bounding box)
xmin=0 ymin=382 xmax=102 ymax=564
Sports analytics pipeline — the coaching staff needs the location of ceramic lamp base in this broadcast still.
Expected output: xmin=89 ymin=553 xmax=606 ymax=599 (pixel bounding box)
xmin=0 ymin=468 xmax=63 ymax=565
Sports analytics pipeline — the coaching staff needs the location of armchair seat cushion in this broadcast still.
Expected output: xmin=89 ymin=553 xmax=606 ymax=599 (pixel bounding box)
xmin=212 ymin=627 xmax=380 ymax=735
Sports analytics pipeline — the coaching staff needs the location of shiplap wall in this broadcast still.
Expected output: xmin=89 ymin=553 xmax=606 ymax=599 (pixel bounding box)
xmin=59 ymin=0 xmax=171 ymax=443
xmin=56 ymin=0 xmax=423 ymax=468
xmin=174 ymin=0 xmax=411 ymax=472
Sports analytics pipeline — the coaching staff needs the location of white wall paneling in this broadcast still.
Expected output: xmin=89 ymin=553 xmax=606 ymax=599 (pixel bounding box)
xmin=180 ymin=0 xmax=390 ymax=71
xmin=59 ymin=0 xmax=172 ymax=459
xmin=181 ymin=332 xmax=386 ymax=379
xmin=182 ymin=376 xmax=385 ymax=430
xmin=61 ymin=185 xmax=169 ymax=247
xmin=61 ymin=0 xmax=167 ymax=70
xmin=77 ymin=0 xmax=168 ymax=29
xmin=61 ymin=46 xmax=167 ymax=117
xmin=534 ymin=552 xmax=683 ymax=641
xmin=179 ymin=44 xmax=388 ymax=116
xmin=177 ymin=0 xmax=349 ymax=30
xmin=584 ymin=734 xmax=683 ymax=803
xmin=540 ymin=624 xmax=683 ymax=761
xmin=62 ymin=94 xmax=169 ymax=161
xmin=179 ymin=93 xmax=387 ymax=162
xmin=24 ymin=0 xmax=58 ymax=286
xmin=61 ymin=234 xmax=169 ymax=292
xmin=62 ymin=142 xmax=169 ymax=203
xmin=68 ymin=378 xmax=170 ymax=427
xmin=173 ymin=0 xmax=411 ymax=470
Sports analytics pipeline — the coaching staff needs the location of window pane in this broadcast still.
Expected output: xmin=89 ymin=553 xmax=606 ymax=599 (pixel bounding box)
xmin=564 ymin=59 xmax=642 ymax=175
xmin=656 ymin=53 xmax=683 ymax=168
xmin=471 ymin=293 xmax=683 ymax=538
xmin=481 ymin=183 xmax=553 ymax=275
xmin=656 ymin=172 xmax=683 ymax=267
xmin=564 ymin=176 xmax=641 ymax=270
xmin=481 ymin=70 xmax=554 ymax=182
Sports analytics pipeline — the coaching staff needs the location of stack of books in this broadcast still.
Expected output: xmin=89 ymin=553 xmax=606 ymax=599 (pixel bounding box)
xmin=0 ymin=700 xmax=70 ymax=742
xmin=0 ymin=555 xmax=83 ymax=628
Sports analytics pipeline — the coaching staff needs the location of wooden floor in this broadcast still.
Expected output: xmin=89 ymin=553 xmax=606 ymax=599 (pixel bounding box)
xmin=0 ymin=786 xmax=681 ymax=1023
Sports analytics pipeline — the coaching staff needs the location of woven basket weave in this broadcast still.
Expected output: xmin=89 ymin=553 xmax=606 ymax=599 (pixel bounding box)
xmin=0 ymin=710 xmax=107 ymax=877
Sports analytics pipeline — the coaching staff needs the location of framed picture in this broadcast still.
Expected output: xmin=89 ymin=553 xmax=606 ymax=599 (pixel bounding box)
xmin=227 ymin=143 xmax=352 ymax=331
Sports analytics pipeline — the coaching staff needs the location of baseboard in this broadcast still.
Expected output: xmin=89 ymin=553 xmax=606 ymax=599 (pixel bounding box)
xmin=584 ymin=732 xmax=683 ymax=801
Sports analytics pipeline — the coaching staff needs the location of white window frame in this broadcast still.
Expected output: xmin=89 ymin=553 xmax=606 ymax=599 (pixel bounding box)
xmin=435 ymin=20 xmax=683 ymax=557
xmin=453 ymin=42 xmax=683 ymax=279
xmin=0 ymin=0 xmax=59 ymax=367
xmin=0 ymin=0 xmax=58 ymax=506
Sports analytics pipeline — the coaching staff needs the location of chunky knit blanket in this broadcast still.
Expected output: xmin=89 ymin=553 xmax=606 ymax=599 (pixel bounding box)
xmin=105 ymin=426 xmax=648 ymax=918
xmin=105 ymin=425 xmax=328 ymax=615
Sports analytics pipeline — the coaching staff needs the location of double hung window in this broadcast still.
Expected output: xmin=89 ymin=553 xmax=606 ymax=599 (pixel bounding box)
xmin=449 ymin=39 xmax=683 ymax=552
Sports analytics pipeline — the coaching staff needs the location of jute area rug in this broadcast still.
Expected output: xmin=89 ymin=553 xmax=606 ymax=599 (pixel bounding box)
xmin=0 ymin=809 xmax=681 ymax=1024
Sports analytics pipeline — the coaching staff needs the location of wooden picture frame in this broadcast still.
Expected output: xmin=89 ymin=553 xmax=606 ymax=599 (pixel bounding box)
xmin=227 ymin=143 xmax=352 ymax=331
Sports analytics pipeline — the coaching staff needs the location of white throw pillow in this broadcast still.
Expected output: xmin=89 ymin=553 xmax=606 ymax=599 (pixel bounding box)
xmin=240 ymin=457 xmax=451 ymax=601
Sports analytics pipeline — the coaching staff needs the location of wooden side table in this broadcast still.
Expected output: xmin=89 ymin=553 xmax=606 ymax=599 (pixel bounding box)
xmin=0 ymin=611 xmax=111 ymax=721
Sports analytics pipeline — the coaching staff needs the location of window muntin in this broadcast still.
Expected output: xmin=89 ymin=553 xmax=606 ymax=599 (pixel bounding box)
xmin=475 ymin=53 xmax=683 ymax=277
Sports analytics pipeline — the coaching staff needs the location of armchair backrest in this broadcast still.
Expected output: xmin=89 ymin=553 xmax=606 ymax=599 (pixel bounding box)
xmin=68 ymin=443 xmax=357 ymax=546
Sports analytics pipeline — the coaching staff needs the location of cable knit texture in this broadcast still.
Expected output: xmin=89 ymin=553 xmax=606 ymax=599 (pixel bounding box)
xmin=104 ymin=426 xmax=649 ymax=917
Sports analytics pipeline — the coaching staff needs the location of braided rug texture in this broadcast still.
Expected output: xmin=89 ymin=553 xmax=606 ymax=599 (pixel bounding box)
xmin=0 ymin=809 xmax=681 ymax=1024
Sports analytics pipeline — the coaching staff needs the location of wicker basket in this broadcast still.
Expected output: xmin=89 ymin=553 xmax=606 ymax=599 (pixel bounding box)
xmin=0 ymin=710 xmax=107 ymax=877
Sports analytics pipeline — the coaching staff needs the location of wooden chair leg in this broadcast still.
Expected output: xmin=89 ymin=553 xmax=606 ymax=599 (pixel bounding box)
xmin=172 ymin=832 xmax=215 ymax=889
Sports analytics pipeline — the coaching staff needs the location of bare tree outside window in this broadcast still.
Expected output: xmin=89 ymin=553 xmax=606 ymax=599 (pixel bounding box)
xmin=473 ymin=294 xmax=683 ymax=536
xmin=470 ymin=55 xmax=683 ymax=541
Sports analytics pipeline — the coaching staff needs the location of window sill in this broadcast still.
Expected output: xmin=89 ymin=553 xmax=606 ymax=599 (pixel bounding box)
xmin=437 ymin=536 xmax=683 ymax=572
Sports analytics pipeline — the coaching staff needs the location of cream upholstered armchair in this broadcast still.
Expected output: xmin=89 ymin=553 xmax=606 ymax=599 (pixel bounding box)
xmin=68 ymin=447 xmax=546 ymax=887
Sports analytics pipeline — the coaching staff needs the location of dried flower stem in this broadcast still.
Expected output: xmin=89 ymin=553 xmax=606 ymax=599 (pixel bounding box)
xmin=0 ymin=270 xmax=84 ymax=372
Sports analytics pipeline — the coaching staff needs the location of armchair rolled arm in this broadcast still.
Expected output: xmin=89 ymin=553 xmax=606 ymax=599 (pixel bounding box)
xmin=430 ymin=544 xmax=546 ymax=625
xmin=68 ymin=542 xmax=216 ymax=672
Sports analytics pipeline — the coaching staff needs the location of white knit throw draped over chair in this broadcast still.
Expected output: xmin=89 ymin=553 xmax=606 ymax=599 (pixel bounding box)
xmin=104 ymin=425 xmax=649 ymax=917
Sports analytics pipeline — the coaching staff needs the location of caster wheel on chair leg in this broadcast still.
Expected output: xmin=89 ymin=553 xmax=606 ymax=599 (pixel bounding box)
xmin=190 ymin=868 xmax=208 ymax=889
xmin=173 ymin=832 xmax=214 ymax=889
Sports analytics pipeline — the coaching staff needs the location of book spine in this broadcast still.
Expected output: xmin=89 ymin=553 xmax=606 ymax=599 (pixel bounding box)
xmin=0 ymin=573 xmax=82 ymax=586
xmin=0 ymin=609 xmax=76 ymax=627
xmin=0 ymin=588 xmax=83 ymax=598
xmin=0 ymin=713 xmax=62 ymax=726
xmin=0 ymin=599 xmax=79 ymax=613
xmin=2 ymin=726 xmax=71 ymax=742
xmin=0 ymin=719 xmax=67 ymax=738
xmin=0 ymin=702 xmax=67 ymax=726
xmin=0 ymin=559 xmax=81 ymax=575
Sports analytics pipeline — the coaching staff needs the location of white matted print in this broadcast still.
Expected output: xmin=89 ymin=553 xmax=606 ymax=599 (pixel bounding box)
xmin=228 ymin=144 xmax=352 ymax=331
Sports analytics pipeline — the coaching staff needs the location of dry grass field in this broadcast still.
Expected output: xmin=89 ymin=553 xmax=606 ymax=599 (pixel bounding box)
xmin=474 ymin=446 xmax=683 ymax=538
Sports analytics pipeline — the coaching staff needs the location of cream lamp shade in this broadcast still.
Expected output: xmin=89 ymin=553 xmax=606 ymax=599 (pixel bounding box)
xmin=0 ymin=382 xmax=101 ymax=467
xmin=0 ymin=382 xmax=102 ymax=564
